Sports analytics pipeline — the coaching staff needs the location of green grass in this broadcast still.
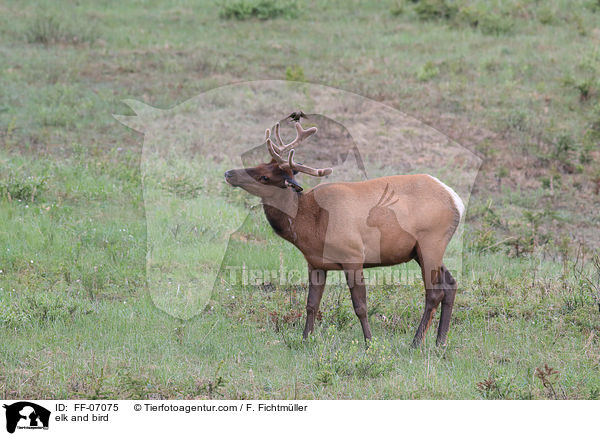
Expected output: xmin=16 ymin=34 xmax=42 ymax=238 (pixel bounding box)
xmin=1 ymin=150 xmax=598 ymax=399
xmin=1 ymin=0 xmax=600 ymax=399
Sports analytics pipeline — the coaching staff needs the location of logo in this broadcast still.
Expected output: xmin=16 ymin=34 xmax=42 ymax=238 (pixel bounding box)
xmin=114 ymin=80 xmax=481 ymax=321
xmin=3 ymin=402 xmax=50 ymax=434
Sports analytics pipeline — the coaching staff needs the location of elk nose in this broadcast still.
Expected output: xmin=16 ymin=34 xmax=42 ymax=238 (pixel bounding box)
xmin=224 ymin=170 xmax=233 ymax=180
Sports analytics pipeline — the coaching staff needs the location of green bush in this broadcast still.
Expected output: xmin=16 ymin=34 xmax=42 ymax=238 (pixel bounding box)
xmin=285 ymin=65 xmax=306 ymax=82
xmin=314 ymin=327 xmax=393 ymax=381
xmin=390 ymin=1 xmax=406 ymax=17
xmin=416 ymin=61 xmax=440 ymax=81
xmin=219 ymin=0 xmax=298 ymax=20
xmin=504 ymin=109 xmax=528 ymax=132
xmin=414 ymin=0 xmax=458 ymax=21
xmin=401 ymin=1 xmax=513 ymax=35
xmin=26 ymin=14 xmax=98 ymax=45
xmin=553 ymin=134 xmax=575 ymax=161
xmin=0 ymin=174 xmax=46 ymax=202
xmin=457 ymin=6 xmax=513 ymax=35
xmin=0 ymin=292 xmax=93 ymax=330
xmin=468 ymin=227 xmax=499 ymax=253
xmin=585 ymin=0 xmax=600 ymax=13
xmin=537 ymin=7 xmax=557 ymax=25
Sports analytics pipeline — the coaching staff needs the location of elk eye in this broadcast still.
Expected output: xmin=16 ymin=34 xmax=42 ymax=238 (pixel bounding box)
xmin=259 ymin=176 xmax=269 ymax=182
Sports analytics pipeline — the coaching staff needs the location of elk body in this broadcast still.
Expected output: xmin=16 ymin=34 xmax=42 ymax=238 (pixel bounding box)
xmin=224 ymin=120 xmax=464 ymax=346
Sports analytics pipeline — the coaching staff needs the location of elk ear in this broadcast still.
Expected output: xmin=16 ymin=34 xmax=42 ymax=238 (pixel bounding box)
xmin=284 ymin=177 xmax=303 ymax=192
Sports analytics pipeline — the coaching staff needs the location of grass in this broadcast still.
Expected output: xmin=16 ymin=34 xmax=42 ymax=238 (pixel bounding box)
xmin=1 ymin=0 xmax=600 ymax=399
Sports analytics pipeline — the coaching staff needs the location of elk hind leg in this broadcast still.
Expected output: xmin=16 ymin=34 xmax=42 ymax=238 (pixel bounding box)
xmin=436 ymin=265 xmax=457 ymax=346
xmin=411 ymin=247 xmax=445 ymax=347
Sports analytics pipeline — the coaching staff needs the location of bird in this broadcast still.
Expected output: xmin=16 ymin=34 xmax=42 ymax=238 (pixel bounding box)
xmin=287 ymin=111 xmax=307 ymax=122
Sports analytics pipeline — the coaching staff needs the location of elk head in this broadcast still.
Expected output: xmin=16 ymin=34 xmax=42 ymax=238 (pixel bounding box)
xmin=224 ymin=121 xmax=333 ymax=198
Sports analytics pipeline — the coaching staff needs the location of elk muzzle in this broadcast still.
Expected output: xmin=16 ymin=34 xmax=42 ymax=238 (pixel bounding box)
xmin=224 ymin=169 xmax=250 ymax=187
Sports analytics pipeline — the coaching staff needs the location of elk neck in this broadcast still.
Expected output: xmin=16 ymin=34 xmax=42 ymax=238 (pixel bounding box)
xmin=261 ymin=187 xmax=305 ymax=244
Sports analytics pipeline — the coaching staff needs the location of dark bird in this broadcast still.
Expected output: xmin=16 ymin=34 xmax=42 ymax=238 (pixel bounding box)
xmin=287 ymin=111 xmax=307 ymax=122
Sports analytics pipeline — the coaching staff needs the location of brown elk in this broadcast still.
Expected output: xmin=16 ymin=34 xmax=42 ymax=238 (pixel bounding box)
xmin=224 ymin=119 xmax=464 ymax=346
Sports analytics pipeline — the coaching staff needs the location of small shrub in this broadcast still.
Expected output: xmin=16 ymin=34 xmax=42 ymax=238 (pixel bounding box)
xmin=579 ymin=143 xmax=593 ymax=165
xmin=457 ymin=6 xmax=513 ymax=35
xmin=285 ymin=65 xmax=306 ymax=82
xmin=572 ymin=251 xmax=600 ymax=312
xmin=495 ymin=166 xmax=509 ymax=181
xmin=314 ymin=327 xmax=393 ymax=380
xmin=219 ymin=0 xmax=298 ymax=21
xmin=573 ymin=14 xmax=587 ymax=36
xmin=82 ymin=365 xmax=114 ymax=400
xmin=416 ymin=61 xmax=440 ymax=82
xmin=504 ymin=109 xmax=528 ymax=132
xmin=561 ymin=287 xmax=593 ymax=314
xmin=0 ymin=174 xmax=46 ymax=202
xmin=553 ymin=134 xmax=575 ymax=161
xmin=575 ymin=79 xmax=596 ymax=102
xmin=585 ymin=0 xmax=600 ymax=13
xmin=476 ymin=377 xmax=514 ymax=399
xmin=590 ymin=105 xmax=600 ymax=139
xmin=26 ymin=14 xmax=62 ymax=44
xmin=564 ymin=60 xmax=599 ymax=102
xmin=354 ymin=338 xmax=393 ymax=378
xmin=194 ymin=360 xmax=227 ymax=399
xmin=505 ymin=210 xmax=553 ymax=257
xmin=279 ymin=326 xmax=306 ymax=350
xmin=390 ymin=1 xmax=405 ymax=17
xmin=323 ymin=299 xmax=355 ymax=331
xmin=468 ymin=227 xmax=499 ymax=253
xmin=316 ymin=369 xmax=334 ymax=385
xmin=269 ymin=308 xmax=302 ymax=333
xmin=117 ymin=368 xmax=152 ymax=400
xmin=537 ymin=7 xmax=556 ymax=25
xmin=475 ymin=14 xmax=512 ymax=35
xmin=26 ymin=14 xmax=98 ymax=45
xmin=414 ymin=0 xmax=457 ymax=21
xmin=534 ymin=364 xmax=563 ymax=400
xmin=540 ymin=175 xmax=561 ymax=190
xmin=467 ymin=201 xmax=503 ymax=253
xmin=409 ymin=1 xmax=512 ymax=35
xmin=0 ymin=292 xmax=93 ymax=330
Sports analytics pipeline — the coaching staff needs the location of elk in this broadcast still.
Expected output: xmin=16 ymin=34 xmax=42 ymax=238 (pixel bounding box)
xmin=224 ymin=119 xmax=464 ymax=346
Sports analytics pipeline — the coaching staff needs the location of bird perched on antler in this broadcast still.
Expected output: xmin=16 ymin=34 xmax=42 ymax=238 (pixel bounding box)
xmin=287 ymin=111 xmax=307 ymax=122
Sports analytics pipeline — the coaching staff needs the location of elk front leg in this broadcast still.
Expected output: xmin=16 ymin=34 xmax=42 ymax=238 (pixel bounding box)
xmin=344 ymin=266 xmax=372 ymax=342
xmin=303 ymin=266 xmax=327 ymax=339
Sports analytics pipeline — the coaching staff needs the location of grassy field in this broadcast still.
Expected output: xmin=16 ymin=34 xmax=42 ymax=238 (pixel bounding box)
xmin=1 ymin=0 xmax=600 ymax=399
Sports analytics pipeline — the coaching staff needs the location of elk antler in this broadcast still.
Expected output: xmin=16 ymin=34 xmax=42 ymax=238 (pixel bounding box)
xmin=265 ymin=121 xmax=332 ymax=177
xmin=265 ymin=128 xmax=285 ymax=164
xmin=288 ymin=150 xmax=333 ymax=177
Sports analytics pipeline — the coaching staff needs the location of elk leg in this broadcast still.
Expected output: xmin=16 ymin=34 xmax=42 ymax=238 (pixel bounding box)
xmin=344 ymin=267 xmax=372 ymax=342
xmin=303 ymin=266 xmax=327 ymax=339
xmin=436 ymin=265 xmax=457 ymax=346
xmin=411 ymin=253 xmax=444 ymax=347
